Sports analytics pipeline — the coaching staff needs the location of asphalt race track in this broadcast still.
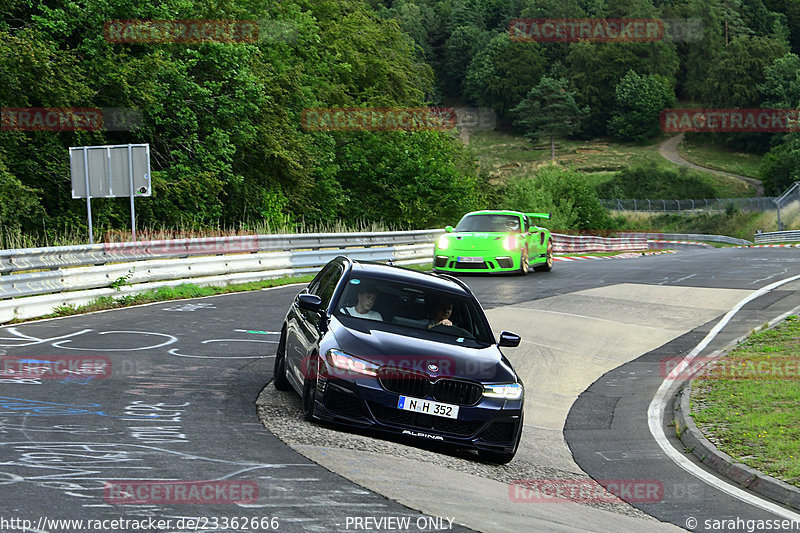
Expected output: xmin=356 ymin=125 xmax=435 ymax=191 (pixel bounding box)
xmin=1 ymin=246 xmax=800 ymax=532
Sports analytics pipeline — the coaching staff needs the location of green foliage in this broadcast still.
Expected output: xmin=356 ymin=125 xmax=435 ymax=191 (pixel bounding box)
xmin=502 ymin=165 xmax=617 ymax=230
xmin=759 ymin=138 xmax=800 ymax=195
xmin=608 ymin=70 xmax=675 ymax=142
xmin=511 ymin=76 xmax=588 ymax=156
xmin=334 ymin=131 xmax=485 ymax=227
xmin=0 ymin=157 xmax=44 ymax=248
xmin=702 ymin=35 xmax=789 ymax=107
xmin=566 ymin=40 xmax=679 ymax=136
xmin=598 ymin=161 xmax=718 ymax=199
xmin=464 ymin=32 xmax=546 ymax=118
xmin=760 ymin=53 xmax=800 ymax=108
xmin=442 ymin=25 xmax=492 ymax=96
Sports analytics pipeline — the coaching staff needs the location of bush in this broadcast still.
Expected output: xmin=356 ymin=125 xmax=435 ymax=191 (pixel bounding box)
xmin=501 ymin=165 xmax=618 ymax=230
xmin=598 ymin=162 xmax=717 ymax=199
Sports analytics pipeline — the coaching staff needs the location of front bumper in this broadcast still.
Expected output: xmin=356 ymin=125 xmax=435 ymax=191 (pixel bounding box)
xmin=311 ymin=373 xmax=524 ymax=454
xmin=432 ymin=251 xmax=523 ymax=273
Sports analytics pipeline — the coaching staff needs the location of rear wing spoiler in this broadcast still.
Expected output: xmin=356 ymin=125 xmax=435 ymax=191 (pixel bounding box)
xmin=525 ymin=212 xmax=551 ymax=220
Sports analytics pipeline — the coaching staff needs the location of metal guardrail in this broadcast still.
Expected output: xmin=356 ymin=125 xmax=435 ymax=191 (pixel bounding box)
xmin=620 ymin=232 xmax=752 ymax=246
xmin=552 ymin=233 xmax=647 ymax=253
xmin=0 ymin=230 xmax=442 ymax=275
xmin=0 ymin=243 xmax=435 ymax=323
xmin=754 ymin=230 xmax=800 ymax=244
xmin=602 ymin=197 xmax=778 ymax=214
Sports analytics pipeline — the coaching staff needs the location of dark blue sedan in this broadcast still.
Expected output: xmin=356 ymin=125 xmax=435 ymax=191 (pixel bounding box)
xmin=273 ymin=256 xmax=524 ymax=463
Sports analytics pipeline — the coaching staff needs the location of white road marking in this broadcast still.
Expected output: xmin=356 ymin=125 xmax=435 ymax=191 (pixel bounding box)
xmin=648 ymin=273 xmax=800 ymax=521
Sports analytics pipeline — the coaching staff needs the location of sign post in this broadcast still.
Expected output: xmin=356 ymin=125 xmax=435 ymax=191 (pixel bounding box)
xmin=70 ymin=144 xmax=151 ymax=244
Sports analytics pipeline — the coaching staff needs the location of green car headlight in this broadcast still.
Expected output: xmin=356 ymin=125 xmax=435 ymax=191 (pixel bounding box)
xmin=483 ymin=383 xmax=523 ymax=400
xmin=437 ymin=235 xmax=450 ymax=250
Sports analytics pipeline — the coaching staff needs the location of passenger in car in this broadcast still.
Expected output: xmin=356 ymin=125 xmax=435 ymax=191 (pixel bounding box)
xmin=343 ymin=285 xmax=383 ymax=321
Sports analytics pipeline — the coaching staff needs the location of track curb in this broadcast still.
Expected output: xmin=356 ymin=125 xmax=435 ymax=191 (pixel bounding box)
xmin=673 ymin=378 xmax=800 ymax=512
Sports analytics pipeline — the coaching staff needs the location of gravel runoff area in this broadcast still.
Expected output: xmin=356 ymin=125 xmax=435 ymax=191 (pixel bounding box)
xmin=256 ymin=384 xmax=659 ymax=522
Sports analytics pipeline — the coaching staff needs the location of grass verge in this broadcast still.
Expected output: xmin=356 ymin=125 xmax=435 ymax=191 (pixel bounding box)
xmin=18 ymin=276 xmax=315 ymax=323
xmin=617 ymin=208 xmax=800 ymax=240
xmin=468 ymin=130 xmax=756 ymax=197
xmin=691 ymin=315 xmax=800 ymax=488
xmin=677 ymin=136 xmax=763 ymax=179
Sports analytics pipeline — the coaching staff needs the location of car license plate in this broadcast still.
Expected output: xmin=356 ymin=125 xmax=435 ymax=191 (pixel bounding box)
xmin=397 ymin=396 xmax=459 ymax=419
xmin=457 ymin=256 xmax=483 ymax=263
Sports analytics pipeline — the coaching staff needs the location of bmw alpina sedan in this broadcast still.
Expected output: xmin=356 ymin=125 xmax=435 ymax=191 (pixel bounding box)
xmin=273 ymin=256 xmax=525 ymax=463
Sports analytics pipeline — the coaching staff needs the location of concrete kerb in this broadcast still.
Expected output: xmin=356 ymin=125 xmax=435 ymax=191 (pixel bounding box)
xmin=672 ymin=308 xmax=800 ymax=511
xmin=674 ymin=385 xmax=800 ymax=510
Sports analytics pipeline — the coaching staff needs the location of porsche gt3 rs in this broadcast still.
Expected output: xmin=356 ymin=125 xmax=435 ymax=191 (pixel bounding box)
xmin=433 ymin=210 xmax=553 ymax=275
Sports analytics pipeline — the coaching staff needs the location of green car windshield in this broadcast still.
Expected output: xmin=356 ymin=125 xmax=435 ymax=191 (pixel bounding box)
xmin=455 ymin=214 xmax=521 ymax=233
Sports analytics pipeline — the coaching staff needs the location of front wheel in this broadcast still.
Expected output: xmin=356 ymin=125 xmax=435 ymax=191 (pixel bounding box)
xmin=518 ymin=247 xmax=529 ymax=276
xmin=273 ymin=330 xmax=292 ymax=391
xmin=534 ymin=239 xmax=553 ymax=272
xmin=301 ymin=356 xmax=320 ymax=422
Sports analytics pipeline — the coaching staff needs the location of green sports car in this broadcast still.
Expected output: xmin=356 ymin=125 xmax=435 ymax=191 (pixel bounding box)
xmin=433 ymin=210 xmax=554 ymax=275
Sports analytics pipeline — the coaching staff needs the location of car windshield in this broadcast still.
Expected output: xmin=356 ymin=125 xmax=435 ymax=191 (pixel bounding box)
xmin=333 ymin=276 xmax=494 ymax=344
xmin=455 ymin=214 xmax=521 ymax=233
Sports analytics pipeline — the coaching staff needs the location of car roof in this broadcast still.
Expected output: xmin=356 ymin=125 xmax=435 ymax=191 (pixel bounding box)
xmin=347 ymin=260 xmax=471 ymax=295
xmin=461 ymin=210 xmax=524 ymax=217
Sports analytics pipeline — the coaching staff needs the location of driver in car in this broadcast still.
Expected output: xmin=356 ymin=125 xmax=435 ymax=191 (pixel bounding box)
xmin=428 ymin=298 xmax=453 ymax=328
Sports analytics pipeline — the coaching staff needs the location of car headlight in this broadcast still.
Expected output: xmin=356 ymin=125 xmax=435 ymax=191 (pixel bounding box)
xmin=437 ymin=235 xmax=449 ymax=250
xmin=326 ymin=349 xmax=379 ymax=377
xmin=483 ymin=383 xmax=523 ymax=400
xmin=503 ymin=235 xmax=517 ymax=251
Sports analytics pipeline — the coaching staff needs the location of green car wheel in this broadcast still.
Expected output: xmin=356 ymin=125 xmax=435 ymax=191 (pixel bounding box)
xmin=533 ymin=239 xmax=553 ymax=272
xmin=519 ymin=247 xmax=529 ymax=276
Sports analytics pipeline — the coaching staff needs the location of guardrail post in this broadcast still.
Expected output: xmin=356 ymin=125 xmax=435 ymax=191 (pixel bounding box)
xmin=676 ymin=199 xmax=680 ymax=215
xmin=633 ymin=199 xmax=637 ymax=212
xmin=663 ymin=199 xmax=666 ymax=213
xmin=647 ymin=199 xmax=651 ymax=211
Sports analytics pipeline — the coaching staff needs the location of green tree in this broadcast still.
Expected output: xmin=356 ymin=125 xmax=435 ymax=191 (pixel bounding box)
xmin=759 ymin=138 xmax=800 ymax=194
xmin=566 ymin=40 xmax=679 ymax=136
xmin=759 ymin=52 xmax=800 ymax=107
xmin=511 ymin=76 xmax=589 ymax=159
xmin=334 ymin=131 xmax=484 ymax=228
xmin=464 ymin=32 xmax=546 ymax=119
xmin=702 ymin=34 xmax=789 ymax=107
xmin=608 ymin=70 xmax=675 ymax=142
xmin=442 ymin=25 xmax=492 ymax=96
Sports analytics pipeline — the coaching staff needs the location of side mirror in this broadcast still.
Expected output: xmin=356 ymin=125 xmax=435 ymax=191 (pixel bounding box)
xmin=498 ymin=331 xmax=521 ymax=347
xmin=445 ymin=226 xmax=454 ymax=233
xmin=298 ymin=293 xmax=323 ymax=312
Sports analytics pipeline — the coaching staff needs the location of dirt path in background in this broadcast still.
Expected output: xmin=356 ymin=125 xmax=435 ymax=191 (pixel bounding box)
xmin=658 ymin=133 xmax=764 ymax=196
